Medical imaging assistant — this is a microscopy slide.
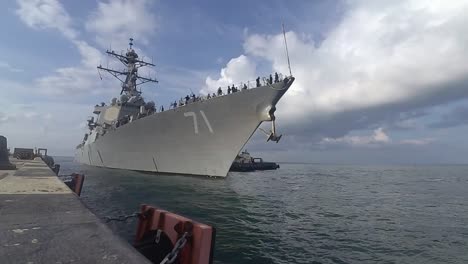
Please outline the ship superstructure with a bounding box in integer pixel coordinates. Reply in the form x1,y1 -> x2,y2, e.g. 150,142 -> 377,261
75,39 -> 294,177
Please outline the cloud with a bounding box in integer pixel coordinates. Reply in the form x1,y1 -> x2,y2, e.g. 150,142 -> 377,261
319,127 -> 436,149
0,102 -> 91,155
428,104 -> 468,129
8,0 -> 161,155
203,55 -> 256,94
23,111 -> 39,119
16,0 -> 77,39
36,66 -> 103,95
157,65 -> 210,96
86,0 -> 158,48
29,40 -> 106,96
209,0 -> 468,142
0,61 -> 23,73
0,112 -> 12,124
320,127 -> 390,147
14,0 -> 132,96
0,105 -> 54,127
15,0 -> 98,95
399,138 -> 435,146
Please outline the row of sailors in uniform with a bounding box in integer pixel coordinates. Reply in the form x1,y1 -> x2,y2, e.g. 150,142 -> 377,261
169,83 -> 244,109
106,73 -> 285,129
167,73 -> 283,109
105,73 -> 284,114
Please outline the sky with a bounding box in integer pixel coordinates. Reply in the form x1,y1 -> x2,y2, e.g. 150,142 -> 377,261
1,0 -> 468,164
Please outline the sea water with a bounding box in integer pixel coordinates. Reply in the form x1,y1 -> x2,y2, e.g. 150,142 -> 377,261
57,157 -> 468,264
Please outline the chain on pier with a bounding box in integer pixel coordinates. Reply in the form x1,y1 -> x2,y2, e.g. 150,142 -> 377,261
103,211 -> 192,264
160,231 -> 191,264
103,212 -> 141,223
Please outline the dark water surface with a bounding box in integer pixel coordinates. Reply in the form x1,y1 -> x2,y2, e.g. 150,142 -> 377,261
57,157 -> 468,264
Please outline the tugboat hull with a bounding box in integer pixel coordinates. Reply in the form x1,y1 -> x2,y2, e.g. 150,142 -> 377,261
230,162 -> 280,172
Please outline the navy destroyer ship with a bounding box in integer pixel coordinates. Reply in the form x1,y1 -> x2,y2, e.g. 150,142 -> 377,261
75,38 -> 294,177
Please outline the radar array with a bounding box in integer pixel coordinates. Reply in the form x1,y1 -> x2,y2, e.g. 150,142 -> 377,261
97,38 -> 158,96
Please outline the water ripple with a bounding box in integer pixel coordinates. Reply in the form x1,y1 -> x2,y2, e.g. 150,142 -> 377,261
56,158 -> 468,264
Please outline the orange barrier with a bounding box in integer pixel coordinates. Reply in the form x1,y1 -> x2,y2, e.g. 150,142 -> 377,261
70,173 -> 85,196
63,173 -> 85,196
134,204 -> 215,264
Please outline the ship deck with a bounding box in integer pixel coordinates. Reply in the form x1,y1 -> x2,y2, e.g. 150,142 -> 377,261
0,158 -> 151,264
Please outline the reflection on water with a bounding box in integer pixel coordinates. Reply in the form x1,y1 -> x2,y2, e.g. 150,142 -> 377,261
58,157 -> 468,264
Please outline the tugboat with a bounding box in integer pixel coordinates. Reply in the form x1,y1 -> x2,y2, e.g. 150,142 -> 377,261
230,150 -> 280,172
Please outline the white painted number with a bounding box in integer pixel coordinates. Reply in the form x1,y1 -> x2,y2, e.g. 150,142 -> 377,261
184,112 -> 198,134
184,111 -> 214,134
199,110 -> 214,133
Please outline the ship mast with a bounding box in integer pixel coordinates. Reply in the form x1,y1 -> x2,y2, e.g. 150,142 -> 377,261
97,38 -> 158,96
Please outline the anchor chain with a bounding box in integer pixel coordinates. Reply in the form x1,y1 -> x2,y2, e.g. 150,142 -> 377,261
104,211 -> 192,264
160,231 -> 191,264
103,210 -> 151,223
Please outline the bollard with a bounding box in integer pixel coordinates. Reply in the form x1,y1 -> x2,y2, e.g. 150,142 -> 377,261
0,136 -> 16,170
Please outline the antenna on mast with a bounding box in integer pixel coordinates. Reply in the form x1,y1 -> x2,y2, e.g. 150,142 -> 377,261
97,61 -> 103,80
282,23 -> 292,77
97,38 -> 158,97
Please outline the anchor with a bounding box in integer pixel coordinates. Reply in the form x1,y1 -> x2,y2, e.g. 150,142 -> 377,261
259,112 -> 283,143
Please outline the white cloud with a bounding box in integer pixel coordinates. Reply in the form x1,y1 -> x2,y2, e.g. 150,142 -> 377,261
14,0 -> 125,96
321,127 -> 390,147
23,111 -> 39,119
399,138 -> 435,146
0,61 -> 23,73
36,66 -> 101,95
0,102 -> 91,156
29,42 -> 107,96
320,128 -> 436,148
211,0 -> 468,134
203,55 -> 257,94
74,40 -> 103,68
9,0 -> 160,154
16,0 -> 77,39
86,0 -> 158,48
0,112 -> 11,124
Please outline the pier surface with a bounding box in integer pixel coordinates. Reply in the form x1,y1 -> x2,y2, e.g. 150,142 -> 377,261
0,158 -> 151,264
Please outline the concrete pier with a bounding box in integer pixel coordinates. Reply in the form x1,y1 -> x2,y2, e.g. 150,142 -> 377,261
0,158 -> 151,264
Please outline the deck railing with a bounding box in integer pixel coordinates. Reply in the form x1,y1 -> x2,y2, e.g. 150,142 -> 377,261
167,73 -> 288,109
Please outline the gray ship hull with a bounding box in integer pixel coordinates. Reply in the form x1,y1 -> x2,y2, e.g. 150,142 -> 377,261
75,78 -> 294,177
